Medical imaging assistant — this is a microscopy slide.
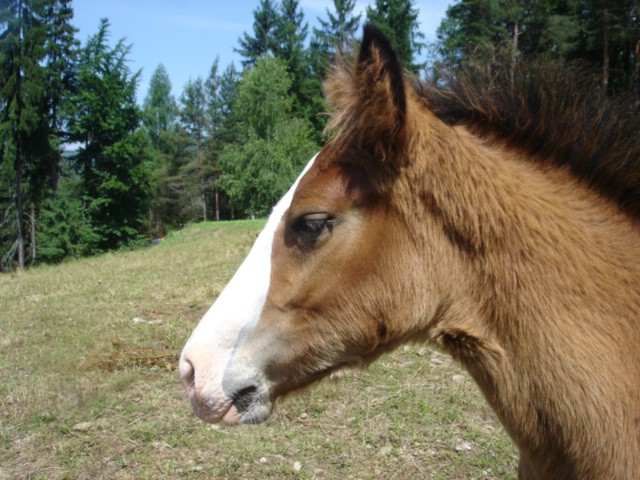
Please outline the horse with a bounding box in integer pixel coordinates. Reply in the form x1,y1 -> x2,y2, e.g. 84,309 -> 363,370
179,25 -> 640,479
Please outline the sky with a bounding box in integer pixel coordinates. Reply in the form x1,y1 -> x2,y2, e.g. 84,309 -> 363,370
72,0 -> 453,103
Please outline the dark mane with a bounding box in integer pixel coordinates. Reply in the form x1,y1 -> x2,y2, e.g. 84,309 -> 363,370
419,60 -> 640,219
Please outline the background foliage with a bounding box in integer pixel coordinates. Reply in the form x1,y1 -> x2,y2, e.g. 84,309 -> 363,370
1,0 -> 638,269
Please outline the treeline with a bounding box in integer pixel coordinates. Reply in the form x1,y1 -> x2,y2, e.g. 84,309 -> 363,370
0,0 -> 636,270
436,0 -> 639,97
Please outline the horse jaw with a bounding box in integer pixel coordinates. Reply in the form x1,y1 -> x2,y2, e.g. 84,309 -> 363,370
178,154 -> 317,425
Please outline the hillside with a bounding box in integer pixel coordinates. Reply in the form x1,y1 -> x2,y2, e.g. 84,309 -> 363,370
0,221 -> 517,479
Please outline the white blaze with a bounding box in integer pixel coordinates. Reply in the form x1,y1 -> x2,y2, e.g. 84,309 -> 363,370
179,154 -> 317,422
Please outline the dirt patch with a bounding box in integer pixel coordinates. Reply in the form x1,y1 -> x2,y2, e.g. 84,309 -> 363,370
82,341 -> 179,372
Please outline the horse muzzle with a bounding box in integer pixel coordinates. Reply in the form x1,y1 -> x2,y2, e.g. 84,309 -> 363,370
179,342 -> 274,425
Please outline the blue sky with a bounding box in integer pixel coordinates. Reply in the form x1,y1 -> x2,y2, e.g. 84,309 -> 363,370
72,0 -> 453,102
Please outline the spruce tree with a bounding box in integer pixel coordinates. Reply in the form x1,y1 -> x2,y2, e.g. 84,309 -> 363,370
435,0 -> 638,98
366,0 -> 425,71
204,58 -> 227,144
143,64 -> 176,145
274,0 -> 310,120
313,0 -> 361,58
516,0 -> 580,59
68,18 -> 149,251
308,0 -> 361,136
236,0 -> 279,66
204,59 -> 240,221
36,157 -> 99,262
207,63 -> 240,148
179,77 -> 213,222
579,0 -> 637,94
42,0 -> 78,193
142,64 -> 177,235
150,123 -> 193,229
0,0 -> 50,269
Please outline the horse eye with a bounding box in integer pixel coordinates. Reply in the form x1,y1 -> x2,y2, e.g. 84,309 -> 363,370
291,213 -> 335,245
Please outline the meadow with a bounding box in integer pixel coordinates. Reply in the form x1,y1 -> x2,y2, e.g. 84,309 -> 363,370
0,221 -> 517,479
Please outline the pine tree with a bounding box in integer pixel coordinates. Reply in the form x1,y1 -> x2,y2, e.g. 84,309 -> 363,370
142,64 -> 177,235
579,0 -> 637,94
238,0 -> 319,130
366,0 -> 425,71
42,0 -> 78,193
518,0 -> 581,59
0,0 -> 50,269
150,123 -> 193,229
153,63 -> 240,226
435,0 -> 638,98
274,0 -> 311,120
314,0 -> 361,59
217,64 -> 241,126
236,0 -> 280,66
436,0 -> 508,68
179,77 -> 213,222
143,64 -> 176,145
204,58 -> 226,143
36,157 -> 99,262
203,59 -> 240,221
68,18 -> 149,251
207,62 -> 240,148
307,0 -> 361,137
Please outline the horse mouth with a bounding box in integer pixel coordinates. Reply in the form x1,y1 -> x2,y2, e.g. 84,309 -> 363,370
189,392 -> 274,425
223,401 -> 273,425
216,369 -> 339,425
227,386 -> 274,425
189,394 -> 231,424
195,356 -> 362,426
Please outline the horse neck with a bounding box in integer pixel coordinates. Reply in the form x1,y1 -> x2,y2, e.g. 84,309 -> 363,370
406,114 -> 640,473
408,120 -> 640,331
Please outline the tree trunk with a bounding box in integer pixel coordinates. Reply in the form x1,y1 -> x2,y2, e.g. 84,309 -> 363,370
603,9 -> 610,94
634,22 -> 640,108
50,145 -> 60,195
49,60 -> 59,194
202,194 -> 207,221
215,188 -> 220,221
30,203 -> 36,261
13,0 -> 25,270
635,39 -> 640,107
16,138 -> 25,270
49,41 -> 60,194
199,150 -> 207,222
510,20 -> 519,88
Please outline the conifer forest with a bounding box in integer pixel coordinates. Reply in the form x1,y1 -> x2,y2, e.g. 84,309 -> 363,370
1,0 -> 637,270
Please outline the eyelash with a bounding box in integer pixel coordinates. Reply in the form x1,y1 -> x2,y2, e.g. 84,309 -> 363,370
291,214 -> 335,245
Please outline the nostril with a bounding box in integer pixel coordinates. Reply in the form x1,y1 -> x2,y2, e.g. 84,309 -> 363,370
179,357 -> 196,391
231,385 -> 258,413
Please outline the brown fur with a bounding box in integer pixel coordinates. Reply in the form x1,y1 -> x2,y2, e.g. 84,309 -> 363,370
419,59 -> 640,219
248,25 -> 640,479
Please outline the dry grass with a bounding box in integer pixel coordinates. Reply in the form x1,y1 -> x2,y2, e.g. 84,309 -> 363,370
0,220 -> 517,479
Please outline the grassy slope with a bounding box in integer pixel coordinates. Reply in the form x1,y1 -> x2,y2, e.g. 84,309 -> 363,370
0,221 -> 517,479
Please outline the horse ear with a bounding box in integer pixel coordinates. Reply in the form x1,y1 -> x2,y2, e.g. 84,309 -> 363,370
357,24 -> 406,135
325,24 -> 407,164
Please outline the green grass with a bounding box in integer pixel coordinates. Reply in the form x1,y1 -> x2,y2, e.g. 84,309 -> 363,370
0,220 -> 517,479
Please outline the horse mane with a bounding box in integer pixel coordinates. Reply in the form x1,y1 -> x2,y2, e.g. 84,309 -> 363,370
417,60 -> 640,219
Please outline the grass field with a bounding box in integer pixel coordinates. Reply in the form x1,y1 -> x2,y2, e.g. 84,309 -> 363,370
0,221 -> 518,479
